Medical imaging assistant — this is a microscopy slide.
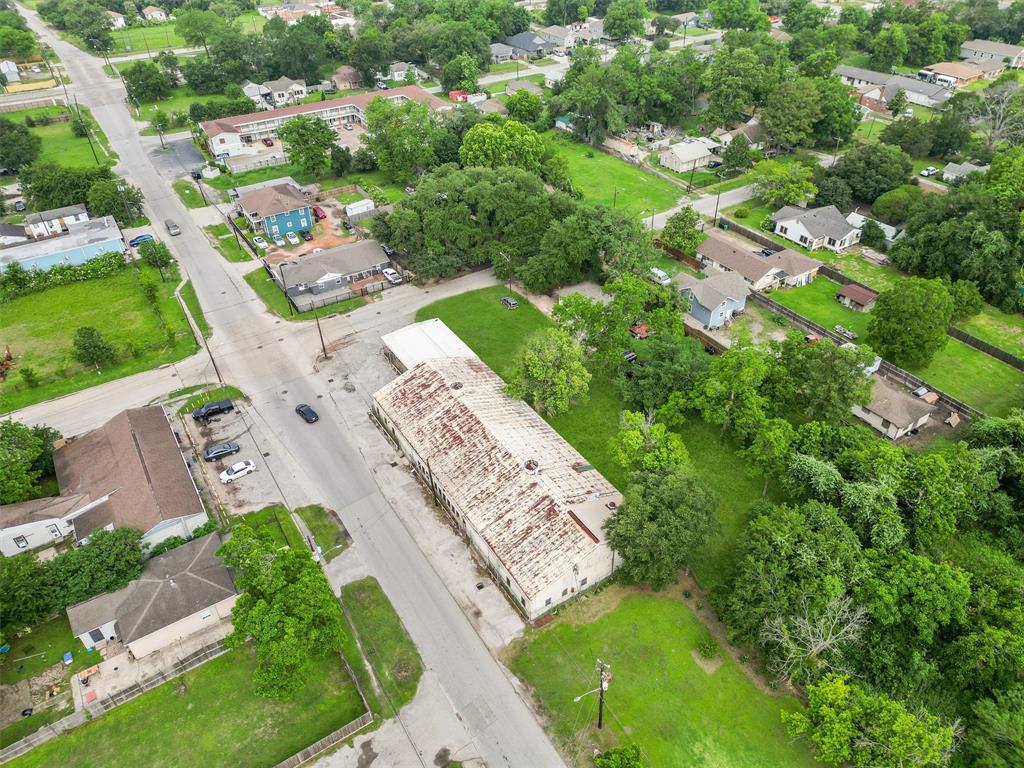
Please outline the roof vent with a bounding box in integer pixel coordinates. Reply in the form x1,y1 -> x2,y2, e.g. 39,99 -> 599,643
524,459 -> 539,474
450,382 -> 463,390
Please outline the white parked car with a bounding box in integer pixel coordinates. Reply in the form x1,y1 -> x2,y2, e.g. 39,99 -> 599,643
381,267 -> 403,285
312,247 -> 324,254
285,231 -> 300,245
220,460 -> 256,484
649,267 -> 671,286
253,235 -> 269,249
920,166 -> 938,177
273,234 -> 285,247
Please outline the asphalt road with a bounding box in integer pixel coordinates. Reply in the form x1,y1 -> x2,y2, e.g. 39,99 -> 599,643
15,7 -> 566,767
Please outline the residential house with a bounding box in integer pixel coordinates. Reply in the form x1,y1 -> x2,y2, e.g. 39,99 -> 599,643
836,283 -> 878,311
537,25 -> 574,51
837,65 -> 952,109
107,10 -> 126,29
241,80 -> 272,109
200,85 -> 448,158
0,222 -> 27,246
964,58 -> 1007,78
672,12 -> 701,27
67,533 -> 237,658
942,161 -> 989,182
846,211 -> 902,248
272,239 -> 392,302
504,31 -> 556,58
676,271 -> 749,329
959,39 -> 1024,68
0,406 -> 209,557
0,59 -> 20,83
769,28 -> 793,43
263,76 -> 307,106
238,182 -> 312,237
711,119 -> 763,151
476,98 -> 508,115
658,138 -> 719,173
585,17 -> 605,42
332,65 -> 363,91
384,62 -> 417,82
853,376 -> 936,440
921,61 -> 984,87
381,318 -> 476,372
505,79 -> 543,96
835,65 -> 889,89
490,42 -> 518,63
696,233 -> 821,291
772,205 -> 861,252
26,203 -> 89,239
372,346 -> 621,620
141,5 -> 168,21
0,217 -> 124,273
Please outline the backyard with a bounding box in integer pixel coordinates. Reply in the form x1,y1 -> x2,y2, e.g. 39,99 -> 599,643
0,264 -> 198,412
4,106 -> 114,168
5,648 -> 365,768
104,14 -> 266,54
207,164 -> 408,205
0,615 -> 101,686
244,266 -> 366,322
509,589 -> 815,768
545,132 -> 682,217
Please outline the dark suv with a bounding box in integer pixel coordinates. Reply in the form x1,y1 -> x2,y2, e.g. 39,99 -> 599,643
192,400 -> 234,421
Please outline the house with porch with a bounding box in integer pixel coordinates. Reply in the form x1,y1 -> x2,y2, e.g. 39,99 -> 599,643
696,233 -> 821,291
141,5 -> 168,21
676,272 -> 749,330
271,239 -> 392,306
263,76 -> 307,106
772,205 -> 860,252
238,182 -> 312,237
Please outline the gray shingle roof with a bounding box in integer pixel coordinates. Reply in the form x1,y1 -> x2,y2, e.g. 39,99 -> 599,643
678,271 -> 749,311
864,376 -> 935,428
835,65 -> 889,85
883,75 -> 951,104
505,32 -> 554,53
278,239 -> 389,288
773,205 -> 857,242
25,204 -> 87,225
961,39 -> 1024,58
697,234 -> 774,282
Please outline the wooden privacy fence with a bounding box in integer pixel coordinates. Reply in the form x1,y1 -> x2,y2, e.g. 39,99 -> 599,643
717,216 -> 778,249
272,711 -> 374,768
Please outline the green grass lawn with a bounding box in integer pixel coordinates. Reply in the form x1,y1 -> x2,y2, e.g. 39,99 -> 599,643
229,504 -> 305,550
132,85 -> 232,123
6,648 -> 364,768
414,286 -> 779,589
173,179 -> 207,209
773,279 -> 1024,416
0,615 -> 102,686
206,224 -> 253,263
487,61 -> 523,74
3,106 -> 113,168
179,279 -> 210,338
244,267 -> 366,321
296,504 -> 348,562
852,115 -> 890,144
700,170 -> 750,195
109,23 -> 185,54
653,254 -> 702,279
509,592 -> 815,768
0,265 -> 198,412
545,132 -> 682,217
176,384 -> 245,415
1,704 -> 73,748
340,577 -> 423,711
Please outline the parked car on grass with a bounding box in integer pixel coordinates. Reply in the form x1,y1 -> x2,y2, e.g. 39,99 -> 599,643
920,166 -> 938,177
501,296 -> 518,310
220,460 -> 256,484
253,235 -> 269,249
202,442 -> 240,461
649,267 -> 671,285
381,267 -> 402,285
285,231 -> 300,245
295,404 -> 319,423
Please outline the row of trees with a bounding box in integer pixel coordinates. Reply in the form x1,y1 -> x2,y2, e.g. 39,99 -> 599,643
0,3 -> 33,59
16,162 -> 145,225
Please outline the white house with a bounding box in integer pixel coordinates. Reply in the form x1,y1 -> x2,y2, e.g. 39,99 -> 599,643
960,39 -> 1024,69
372,335 -> 621,620
107,10 -> 126,29
0,59 -> 20,83
25,203 -> 89,239
67,534 -> 237,658
658,138 -> 719,173
772,205 -> 861,252
141,5 -> 168,22
241,80 -> 272,108
263,76 -> 307,106
711,119 -> 763,150
0,222 -> 27,245
942,161 -> 989,183
853,376 -> 936,441
846,212 -> 902,248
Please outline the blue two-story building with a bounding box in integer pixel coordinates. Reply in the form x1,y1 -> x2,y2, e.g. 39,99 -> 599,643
676,271 -> 750,330
237,182 -> 312,237
0,216 -> 124,273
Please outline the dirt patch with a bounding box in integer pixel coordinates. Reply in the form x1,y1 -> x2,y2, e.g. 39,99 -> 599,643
690,648 -> 723,675
0,680 -> 32,729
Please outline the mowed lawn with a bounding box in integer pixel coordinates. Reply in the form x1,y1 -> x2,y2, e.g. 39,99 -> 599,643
0,265 -> 197,411
414,286 -> 779,590
772,278 -> 1024,416
0,615 -> 101,686
107,14 -> 266,54
510,591 -> 815,768
6,648 -> 365,768
133,86 -> 236,124
544,132 -> 682,217
4,106 -> 112,167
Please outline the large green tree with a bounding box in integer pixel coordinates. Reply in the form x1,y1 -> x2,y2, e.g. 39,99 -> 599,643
603,0 -> 647,39
0,419 -> 44,505
0,118 -> 41,171
505,328 -> 591,416
866,277 -> 953,369
122,61 -> 173,104
278,115 -> 336,178
609,410 -> 690,475
615,336 -> 711,415
760,77 -> 822,149
830,143 -> 912,203
49,528 -> 144,607
440,52 -> 481,93
659,206 -> 703,255
459,120 -> 544,173
362,97 -> 440,184
0,553 -> 55,640
87,179 -> 145,224
709,0 -> 770,30
748,159 -> 817,207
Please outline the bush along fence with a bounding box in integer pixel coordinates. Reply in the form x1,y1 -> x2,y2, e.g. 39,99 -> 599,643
748,292 -> 985,420
818,265 -> 1024,373
0,251 -> 128,302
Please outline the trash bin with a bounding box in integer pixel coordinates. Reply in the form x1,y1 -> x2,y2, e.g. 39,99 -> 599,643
719,221 -> 729,230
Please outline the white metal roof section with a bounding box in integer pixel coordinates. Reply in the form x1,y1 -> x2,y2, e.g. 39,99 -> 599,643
381,318 -> 479,370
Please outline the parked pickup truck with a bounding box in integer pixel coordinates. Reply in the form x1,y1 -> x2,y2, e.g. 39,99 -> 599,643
192,400 -> 234,421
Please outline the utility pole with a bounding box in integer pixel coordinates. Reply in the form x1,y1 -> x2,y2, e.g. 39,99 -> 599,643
573,659 -> 612,730
313,303 -> 328,360
74,96 -> 101,166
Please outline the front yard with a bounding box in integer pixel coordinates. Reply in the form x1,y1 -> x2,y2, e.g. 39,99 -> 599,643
0,264 -> 198,412
6,648 -> 365,768
243,267 -> 366,321
509,589 -> 815,768
229,504 -> 305,550
205,223 -> 253,263
296,504 -> 348,562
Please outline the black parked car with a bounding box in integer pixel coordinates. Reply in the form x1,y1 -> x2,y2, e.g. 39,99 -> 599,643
381,243 -> 395,257
295,403 -> 319,423
192,400 -> 234,421
300,230 -> 313,241
202,442 -> 241,461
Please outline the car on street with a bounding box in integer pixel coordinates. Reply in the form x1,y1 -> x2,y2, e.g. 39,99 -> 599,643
501,296 -> 519,310
190,168 -> 203,180
381,267 -> 403,285
295,403 -> 319,423
649,267 -> 671,286
253,235 -> 269,249
220,460 -> 256,484
202,442 -> 240,461
165,219 -> 181,236
920,166 -> 938,177
312,247 -> 324,254
192,399 -> 234,421
273,234 -> 286,246
128,233 -> 154,248
262,138 -> 274,147
834,324 -> 858,340
285,231 -> 300,245
300,230 -> 313,241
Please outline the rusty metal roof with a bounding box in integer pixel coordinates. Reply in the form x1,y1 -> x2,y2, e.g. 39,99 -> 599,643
373,355 -> 621,599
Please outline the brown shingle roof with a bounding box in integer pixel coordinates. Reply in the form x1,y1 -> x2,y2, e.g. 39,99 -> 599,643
54,407 -> 204,539
864,376 -> 935,427
697,234 -> 774,282
238,182 -> 308,217
836,283 -> 878,306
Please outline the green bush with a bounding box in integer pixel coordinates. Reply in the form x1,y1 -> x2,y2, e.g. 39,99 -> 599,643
734,207 -> 749,218
697,634 -> 718,659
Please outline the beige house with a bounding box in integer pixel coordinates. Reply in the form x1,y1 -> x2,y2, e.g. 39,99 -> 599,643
333,64 -> 363,91
853,376 -> 936,440
67,534 -> 237,659
141,5 -> 168,22
658,138 -> 718,173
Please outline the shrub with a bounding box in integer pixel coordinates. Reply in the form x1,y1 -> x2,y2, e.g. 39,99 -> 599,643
0,251 -> 128,302
19,366 -> 39,388
758,215 -> 774,232
734,207 -> 749,218
697,634 -> 718,659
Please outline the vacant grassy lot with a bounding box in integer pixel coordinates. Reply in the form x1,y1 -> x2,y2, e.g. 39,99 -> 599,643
4,106 -> 113,168
545,132 -> 682,217
415,286 -> 778,588
173,179 -> 207,208
510,591 -> 814,768
244,267 -> 366,321
206,223 -> 252,262
296,504 -> 348,561
179,279 -> 209,337
773,279 -> 1024,416
6,648 -> 364,768
0,265 -> 197,411
341,577 -> 423,710
132,86 -> 234,124
230,505 -> 305,550
0,615 -> 101,686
